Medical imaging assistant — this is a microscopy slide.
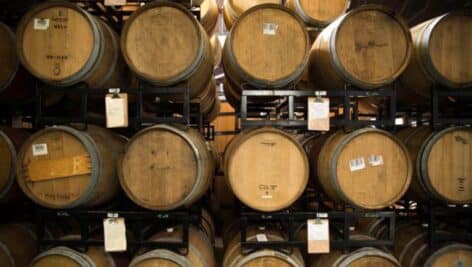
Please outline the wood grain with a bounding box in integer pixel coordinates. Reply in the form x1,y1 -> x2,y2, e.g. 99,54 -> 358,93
286,0 -> 349,26
201,0 -> 219,34
223,0 -> 282,29
311,247 -> 400,267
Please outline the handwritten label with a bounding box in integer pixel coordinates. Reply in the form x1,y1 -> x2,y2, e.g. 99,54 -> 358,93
308,97 -> 330,131
263,23 -> 278,35
34,18 -> 50,30
103,217 -> 127,252
105,93 -> 128,128
349,157 -> 366,172
308,219 -> 330,254
32,144 -> 48,156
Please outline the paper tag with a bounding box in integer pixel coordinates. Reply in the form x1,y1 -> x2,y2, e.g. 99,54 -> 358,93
256,234 -> 268,242
34,18 -> 49,30
104,0 -> 127,6
308,219 -> 330,254
105,93 -> 128,128
308,97 -> 330,131
32,144 -> 48,156
263,23 -> 278,35
368,154 -> 384,167
103,218 -> 127,252
349,157 -> 366,172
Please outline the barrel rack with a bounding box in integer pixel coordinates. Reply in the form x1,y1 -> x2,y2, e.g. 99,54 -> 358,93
425,203 -> 472,246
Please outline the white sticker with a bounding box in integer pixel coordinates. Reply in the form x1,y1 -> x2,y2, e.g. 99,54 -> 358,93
261,195 -> 273,199
349,157 -> 366,172
263,23 -> 278,35
307,219 -> 330,254
104,0 -> 127,5
308,97 -> 330,131
256,234 -> 268,242
34,18 -> 50,30
166,228 -> 174,233
368,154 -> 384,167
32,144 -> 48,156
105,93 -> 128,128
103,218 -> 127,252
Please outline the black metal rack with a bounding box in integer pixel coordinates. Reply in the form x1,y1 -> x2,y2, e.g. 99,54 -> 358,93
239,84 -> 396,130
431,86 -> 472,128
425,203 -> 472,246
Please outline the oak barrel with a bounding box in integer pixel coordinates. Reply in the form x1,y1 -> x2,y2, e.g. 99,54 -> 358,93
399,11 -> 472,101
16,2 -> 129,88
286,0 -> 350,27
210,34 -> 222,68
222,4 -> 310,108
224,127 -> 309,212
121,1 -> 214,99
308,5 -> 412,90
223,0 -> 282,29
16,125 -> 124,209
130,226 -> 216,267
119,124 -> 215,210
0,224 -> 37,267
201,0 -> 219,34
315,128 -> 412,210
0,127 -> 30,202
396,126 -> 472,204
311,247 -> 400,267
223,228 -> 304,267
213,101 -> 236,155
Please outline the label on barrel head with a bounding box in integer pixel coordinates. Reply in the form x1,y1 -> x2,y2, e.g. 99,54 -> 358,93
368,154 -> 384,167
34,18 -> 50,30
32,144 -> 48,156
349,157 -> 365,172
263,23 -> 278,35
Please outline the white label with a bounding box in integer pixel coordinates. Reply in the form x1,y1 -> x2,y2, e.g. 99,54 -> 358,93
32,144 -> 48,156
256,234 -> 268,242
308,97 -> 330,131
104,0 -> 127,6
368,154 -> 384,167
105,93 -> 128,128
166,228 -> 174,233
103,218 -> 127,252
261,195 -> 273,199
263,23 -> 278,35
307,219 -> 330,254
34,18 -> 49,30
349,157 -> 366,172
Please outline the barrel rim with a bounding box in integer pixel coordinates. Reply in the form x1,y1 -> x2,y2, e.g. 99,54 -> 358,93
0,131 -> 17,199
16,126 -> 101,209
129,249 -> 192,267
32,246 -> 96,267
329,4 -> 413,89
419,125 -> 472,204
120,0 -> 206,85
424,243 -> 472,267
16,1 -> 102,87
92,19 -> 119,88
419,11 -> 472,89
0,23 -> 20,93
329,128 -> 413,209
224,126 -> 309,212
398,232 -> 426,264
338,247 -> 400,267
290,0 -> 351,27
0,241 -> 14,267
234,250 -> 302,267
224,3 -> 310,88
118,124 -> 206,210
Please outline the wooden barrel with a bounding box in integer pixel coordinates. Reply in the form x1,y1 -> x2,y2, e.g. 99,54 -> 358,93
201,0 -> 219,34
213,101 -> 237,155
210,34 -> 222,68
308,5 -> 412,90
0,127 -> 30,202
16,125 -> 124,209
424,244 -> 472,267
223,228 -> 304,267
223,0 -> 282,29
286,0 -> 350,27
396,126 -> 472,204
16,2 -> 130,88
224,127 -> 309,212
130,226 -> 215,267
206,95 -> 221,123
119,124 -> 215,210
311,247 -> 400,267
0,223 -> 37,267
121,1 -> 214,98
315,128 -> 412,210
222,4 -> 310,107
356,217 -> 388,240
399,11 -> 472,101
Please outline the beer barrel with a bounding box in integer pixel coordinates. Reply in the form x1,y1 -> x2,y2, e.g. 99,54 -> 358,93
222,4 -> 310,108
121,1 -> 214,98
130,226 -> 215,267
223,228 -> 304,267
399,11 -> 472,100
16,125 -> 124,209
0,127 -> 30,202
308,5 -> 412,90
286,0 -> 350,27
224,127 -> 309,212
16,2 -> 130,88
0,224 -> 37,267
223,0 -> 282,29
315,128 -> 412,210
119,124 -> 215,210
201,0 -> 219,34
311,247 -> 400,267
396,126 -> 472,204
